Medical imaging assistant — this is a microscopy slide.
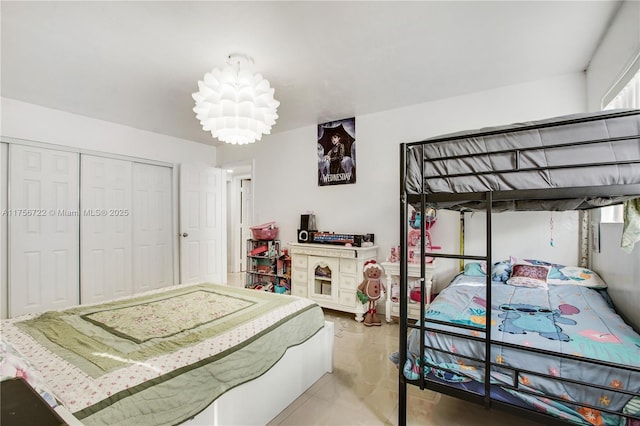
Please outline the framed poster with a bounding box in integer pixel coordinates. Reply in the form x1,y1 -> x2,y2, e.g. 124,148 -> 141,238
317,117 -> 356,186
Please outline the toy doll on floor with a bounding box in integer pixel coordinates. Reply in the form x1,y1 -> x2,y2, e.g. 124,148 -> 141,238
357,260 -> 386,326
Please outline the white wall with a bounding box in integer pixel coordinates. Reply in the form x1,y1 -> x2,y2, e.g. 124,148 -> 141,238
586,0 -> 640,330
464,211 -> 579,265
591,222 -> 640,332
1,97 -> 217,165
219,73 -> 587,290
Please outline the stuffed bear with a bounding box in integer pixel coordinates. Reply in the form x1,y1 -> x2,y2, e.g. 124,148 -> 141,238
357,260 -> 386,326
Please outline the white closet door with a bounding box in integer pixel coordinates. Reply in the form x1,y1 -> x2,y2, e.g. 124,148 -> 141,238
81,155 -> 132,304
179,163 -> 225,284
9,145 -> 79,317
1,143 -> 8,319
133,163 -> 173,293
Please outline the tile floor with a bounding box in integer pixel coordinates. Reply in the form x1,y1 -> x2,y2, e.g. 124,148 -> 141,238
228,273 -> 544,426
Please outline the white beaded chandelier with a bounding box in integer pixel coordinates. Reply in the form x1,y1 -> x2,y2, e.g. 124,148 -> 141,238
192,54 -> 280,145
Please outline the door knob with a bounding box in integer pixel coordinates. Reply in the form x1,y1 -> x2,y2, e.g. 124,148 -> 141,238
181,232 -> 189,238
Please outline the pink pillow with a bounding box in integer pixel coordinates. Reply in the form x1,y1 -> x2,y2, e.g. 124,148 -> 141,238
506,264 -> 549,289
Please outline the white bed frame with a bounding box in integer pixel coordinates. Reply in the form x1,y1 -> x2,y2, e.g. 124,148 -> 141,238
55,321 -> 335,426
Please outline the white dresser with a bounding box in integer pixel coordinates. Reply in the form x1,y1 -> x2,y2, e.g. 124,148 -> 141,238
289,243 -> 378,321
382,261 -> 436,323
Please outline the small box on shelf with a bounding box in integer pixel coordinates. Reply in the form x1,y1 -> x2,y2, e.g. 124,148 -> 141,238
250,244 -> 268,256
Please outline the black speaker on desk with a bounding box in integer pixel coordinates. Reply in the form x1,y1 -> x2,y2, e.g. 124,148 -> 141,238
298,214 -> 317,243
300,214 -> 317,231
297,229 -> 315,243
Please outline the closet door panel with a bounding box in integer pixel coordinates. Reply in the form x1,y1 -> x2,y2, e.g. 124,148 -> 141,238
1,143 -> 7,319
132,163 -> 173,293
81,155 -> 133,304
9,145 -> 79,317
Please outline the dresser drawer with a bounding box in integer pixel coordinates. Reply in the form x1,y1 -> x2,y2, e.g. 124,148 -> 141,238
390,302 -> 424,321
292,285 -> 307,298
340,273 -> 356,289
293,270 -> 307,283
339,290 -> 356,307
340,258 -> 357,274
292,255 -> 307,268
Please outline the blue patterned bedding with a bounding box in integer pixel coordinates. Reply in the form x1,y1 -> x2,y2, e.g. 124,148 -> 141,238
394,274 -> 640,425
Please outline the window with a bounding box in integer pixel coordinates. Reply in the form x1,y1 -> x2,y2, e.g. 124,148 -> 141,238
604,67 -> 640,110
600,62 -> 640,223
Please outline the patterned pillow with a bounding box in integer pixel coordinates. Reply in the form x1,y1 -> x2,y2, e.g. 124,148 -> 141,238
523,259 -> 607,288
506,264 -> 549,289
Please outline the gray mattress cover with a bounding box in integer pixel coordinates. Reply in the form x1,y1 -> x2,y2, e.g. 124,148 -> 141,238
405,109 -> 640,211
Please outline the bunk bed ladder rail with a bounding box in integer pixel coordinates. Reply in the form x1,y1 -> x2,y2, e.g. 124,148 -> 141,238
398,142 -> 409,426
399,143 -> 495,423
483,192 -> 492,407
421,191 -> 494,407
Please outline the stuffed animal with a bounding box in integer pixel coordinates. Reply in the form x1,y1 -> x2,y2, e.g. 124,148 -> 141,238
491,256 -> 516,282
357,260 -> 386,326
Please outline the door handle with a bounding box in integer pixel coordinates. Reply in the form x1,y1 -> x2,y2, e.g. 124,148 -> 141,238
181,232 -> 189,238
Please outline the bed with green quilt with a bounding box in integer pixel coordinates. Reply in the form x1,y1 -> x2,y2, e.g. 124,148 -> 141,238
0,282 -> 333,425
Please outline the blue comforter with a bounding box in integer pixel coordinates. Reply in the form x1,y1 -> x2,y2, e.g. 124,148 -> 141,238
397,274 -> 640,425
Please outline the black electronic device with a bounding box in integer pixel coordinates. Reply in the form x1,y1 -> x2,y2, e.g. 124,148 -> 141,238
297,229 -> 312,243
309,232 -> 374,247
300,214 -> 316,230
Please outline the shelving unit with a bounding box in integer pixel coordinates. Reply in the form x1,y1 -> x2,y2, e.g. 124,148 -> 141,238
246,239 -> 291,294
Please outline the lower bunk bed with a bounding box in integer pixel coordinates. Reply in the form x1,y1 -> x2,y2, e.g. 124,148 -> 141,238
0,282 -> 334,425
391,267 -> 640,425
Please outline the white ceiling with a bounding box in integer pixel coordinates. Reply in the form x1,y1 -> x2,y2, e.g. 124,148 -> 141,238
1,1 -> 624,146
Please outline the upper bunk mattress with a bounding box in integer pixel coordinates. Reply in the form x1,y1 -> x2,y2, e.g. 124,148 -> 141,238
405,109 -> 640,211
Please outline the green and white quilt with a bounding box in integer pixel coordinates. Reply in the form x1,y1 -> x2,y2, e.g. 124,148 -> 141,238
1,283 -> 325,425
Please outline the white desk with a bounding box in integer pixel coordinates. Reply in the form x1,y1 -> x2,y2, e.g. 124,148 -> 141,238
382,261 -> 435,323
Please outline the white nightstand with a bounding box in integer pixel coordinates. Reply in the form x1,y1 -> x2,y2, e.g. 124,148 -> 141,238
382,261 -> 436,323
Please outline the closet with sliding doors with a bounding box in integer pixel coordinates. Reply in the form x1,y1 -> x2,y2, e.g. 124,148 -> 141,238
1,141 -> 175,318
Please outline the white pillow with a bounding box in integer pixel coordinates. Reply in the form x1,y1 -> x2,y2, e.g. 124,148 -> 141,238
547,266 -> 607,288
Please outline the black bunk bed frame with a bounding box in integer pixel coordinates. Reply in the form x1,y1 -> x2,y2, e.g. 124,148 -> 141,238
397,109 -> 640,426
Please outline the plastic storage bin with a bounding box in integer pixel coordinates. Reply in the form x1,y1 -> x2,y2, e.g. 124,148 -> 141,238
250,222 -> 279,240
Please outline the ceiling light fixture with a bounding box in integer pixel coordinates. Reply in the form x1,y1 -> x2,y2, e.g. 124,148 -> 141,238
192,53 -> 280,145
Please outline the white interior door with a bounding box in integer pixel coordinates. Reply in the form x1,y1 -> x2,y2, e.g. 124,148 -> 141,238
80,155 -> 133,304
179,163 -> 226,284
240,178 -> 253,272
9,144 -> 79,317
133,163 -> 173,293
